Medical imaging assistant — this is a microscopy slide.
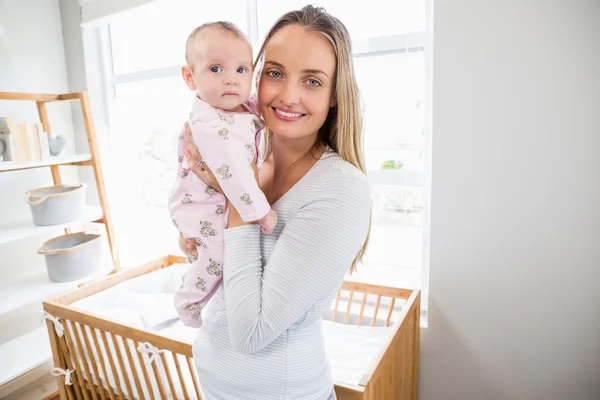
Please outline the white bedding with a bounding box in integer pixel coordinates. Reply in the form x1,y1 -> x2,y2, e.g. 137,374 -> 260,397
64,264 -> 395,399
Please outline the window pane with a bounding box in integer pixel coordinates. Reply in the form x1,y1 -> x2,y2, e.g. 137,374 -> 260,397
109,0 -> 248,74
354,51 -> 426,269
108,77 -> 191,264
355,51 -> 426,173
257,0 -> 425,43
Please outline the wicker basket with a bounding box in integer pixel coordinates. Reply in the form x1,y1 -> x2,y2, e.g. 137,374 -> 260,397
38,232 -> 102,282
25,183 -> 86,226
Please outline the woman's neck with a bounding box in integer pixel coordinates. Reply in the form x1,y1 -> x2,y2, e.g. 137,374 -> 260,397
270,135 -> 320,178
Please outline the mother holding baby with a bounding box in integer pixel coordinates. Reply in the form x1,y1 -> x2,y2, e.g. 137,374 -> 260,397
179,5 -> 371,399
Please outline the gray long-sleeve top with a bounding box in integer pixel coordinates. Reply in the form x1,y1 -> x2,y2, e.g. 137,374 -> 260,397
192,149 -> 372,400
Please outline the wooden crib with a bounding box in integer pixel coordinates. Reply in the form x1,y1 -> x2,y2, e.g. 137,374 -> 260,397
42,255 -> 420,400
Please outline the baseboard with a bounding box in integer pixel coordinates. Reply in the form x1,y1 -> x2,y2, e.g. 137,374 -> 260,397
0,360 -> 53,398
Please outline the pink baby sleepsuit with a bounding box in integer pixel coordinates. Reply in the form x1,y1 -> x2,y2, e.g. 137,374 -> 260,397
168,95 -> 268,327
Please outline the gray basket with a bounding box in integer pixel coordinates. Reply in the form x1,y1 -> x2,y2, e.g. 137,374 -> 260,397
38,232 -> 102,282
25,184 -> 86,226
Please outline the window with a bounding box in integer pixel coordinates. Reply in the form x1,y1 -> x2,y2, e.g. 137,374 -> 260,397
354,50 -> 426,283
104,76 -> 191,262
109,0 -> 248,74
98,0 -> 430,293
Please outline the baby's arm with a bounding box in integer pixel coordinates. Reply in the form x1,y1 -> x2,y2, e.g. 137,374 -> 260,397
188,114 -> 275,230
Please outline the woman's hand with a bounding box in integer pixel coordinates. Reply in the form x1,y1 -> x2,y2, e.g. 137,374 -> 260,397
178,231 -> 198,261
183,122 -> 222,193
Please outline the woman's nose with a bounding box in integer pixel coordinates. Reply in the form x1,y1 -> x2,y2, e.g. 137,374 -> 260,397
279,81 -> 300,105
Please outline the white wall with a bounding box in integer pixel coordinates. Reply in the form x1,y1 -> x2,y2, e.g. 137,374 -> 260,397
0,0 -> 79,343
422,1 -> 600,399
60,0 -> 116,210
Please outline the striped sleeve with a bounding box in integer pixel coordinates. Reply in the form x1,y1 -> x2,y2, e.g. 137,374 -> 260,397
222,173 -> 371,353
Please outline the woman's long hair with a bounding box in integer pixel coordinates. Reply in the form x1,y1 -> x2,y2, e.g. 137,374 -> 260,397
253,5 -> 371,273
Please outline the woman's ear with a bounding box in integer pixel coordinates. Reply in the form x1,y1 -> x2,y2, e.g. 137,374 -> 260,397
181,66 -> 196,91
330,97 -> 337,108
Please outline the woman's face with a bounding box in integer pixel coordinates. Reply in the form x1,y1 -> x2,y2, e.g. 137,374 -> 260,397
257,25 -> 337,142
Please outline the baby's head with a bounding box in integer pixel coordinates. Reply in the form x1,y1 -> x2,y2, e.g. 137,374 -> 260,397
182,22 -> 253,112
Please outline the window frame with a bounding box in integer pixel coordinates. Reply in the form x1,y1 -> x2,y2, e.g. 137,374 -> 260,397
94,0 -> 432,319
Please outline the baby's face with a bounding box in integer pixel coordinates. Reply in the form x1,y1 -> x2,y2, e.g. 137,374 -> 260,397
187,31 -> 253,111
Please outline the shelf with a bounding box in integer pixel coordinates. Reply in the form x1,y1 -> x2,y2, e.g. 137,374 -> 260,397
0,154 -> 92,172
0,206 -> 103,245
0,327 -> 52,387
0,261 -> 111,317
0,91 -> 82,102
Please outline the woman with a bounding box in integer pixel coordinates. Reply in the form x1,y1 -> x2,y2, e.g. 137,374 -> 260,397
180,5 -> 371,399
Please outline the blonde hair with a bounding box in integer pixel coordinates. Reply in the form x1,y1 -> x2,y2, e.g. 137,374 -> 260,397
185,21 -> 251,67
253,5 -> 371,274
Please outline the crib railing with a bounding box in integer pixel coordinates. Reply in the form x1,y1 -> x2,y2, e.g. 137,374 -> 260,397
331,281 -> 421,400
44,306 -> 202,400
44,255 -> 202,400
43,255 -> 420,400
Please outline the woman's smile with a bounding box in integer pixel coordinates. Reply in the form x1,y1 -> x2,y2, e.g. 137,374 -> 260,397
272,106 -> 306,121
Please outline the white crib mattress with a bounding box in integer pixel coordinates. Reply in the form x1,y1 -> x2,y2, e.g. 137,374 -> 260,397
66,263 -> 394,399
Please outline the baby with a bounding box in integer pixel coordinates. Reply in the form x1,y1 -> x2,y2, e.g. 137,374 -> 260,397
168,21 -> 277,327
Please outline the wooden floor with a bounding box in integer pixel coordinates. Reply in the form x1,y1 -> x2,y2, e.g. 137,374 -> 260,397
1,374 -> 58,400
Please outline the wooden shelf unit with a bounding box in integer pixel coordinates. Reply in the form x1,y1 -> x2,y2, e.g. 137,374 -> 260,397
0,91 -> 121,392
0,91 -> 120,272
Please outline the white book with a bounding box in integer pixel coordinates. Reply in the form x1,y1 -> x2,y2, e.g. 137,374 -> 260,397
36,124 -> 50,160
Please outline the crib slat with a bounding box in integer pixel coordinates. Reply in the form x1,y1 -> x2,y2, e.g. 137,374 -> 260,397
123,338 -> 144,399
187,357 -> 202,398
62,320 -> 88,400
54,344 -> 76,400
150,357 -> 168,399
371,296 -> 382,327
160,352 -> 178,399
343,292 -> 354,324
413,299 -> 421,400
81,326 -> 106,400
72,322 -> 98,400
385,298 -> 396,327
61,349 -> 78,400
332,289 -> 341,322
134,341 -> 157,400
100,331 -> 126,399
46,319 -> 71,400
173,353 -> 190,400
90,328 -> 116,400
357,294 -> 368,325
110,334 -> 135,399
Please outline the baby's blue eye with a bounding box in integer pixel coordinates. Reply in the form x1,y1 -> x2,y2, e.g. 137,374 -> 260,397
268,71 -> 281,78
237,67 -> 247,74
210,66 -> 222,73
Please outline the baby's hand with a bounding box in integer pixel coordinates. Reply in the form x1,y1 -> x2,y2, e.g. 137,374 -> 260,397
178,232 -> 198,261
258,209 -> 278,234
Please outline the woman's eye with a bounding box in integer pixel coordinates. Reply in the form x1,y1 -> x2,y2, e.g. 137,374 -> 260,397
237,67 -> 247,74
210,66 -> 222,73
307,79 -> 321,87
268,71 -> 281,78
